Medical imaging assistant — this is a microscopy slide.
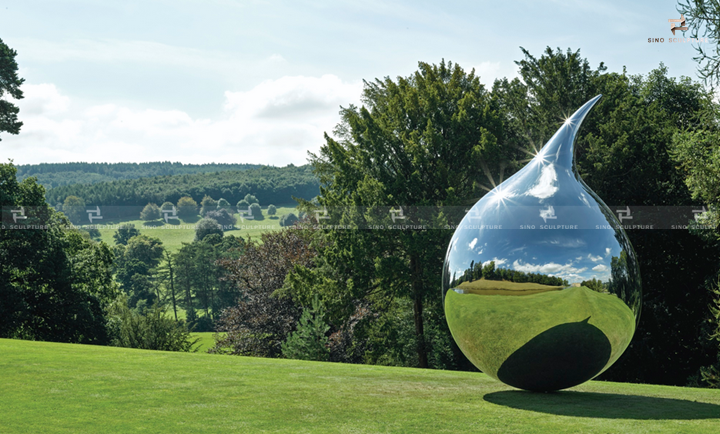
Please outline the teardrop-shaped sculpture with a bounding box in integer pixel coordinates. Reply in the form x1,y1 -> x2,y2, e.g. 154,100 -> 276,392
442,95 -> 641,392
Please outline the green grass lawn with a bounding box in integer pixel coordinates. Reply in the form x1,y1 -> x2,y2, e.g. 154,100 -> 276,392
189,332 -> 225,353
94,204 -> 297,251
457,278 -> 564,296
1,339 -> 719,433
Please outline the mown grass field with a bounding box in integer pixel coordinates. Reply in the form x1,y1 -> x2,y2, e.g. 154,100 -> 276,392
189,332 -> 224,353
1,339 -> 719,433
456,278 -> 564,296
93,205 -> 297,251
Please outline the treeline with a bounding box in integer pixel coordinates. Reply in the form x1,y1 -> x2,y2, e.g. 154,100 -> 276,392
452,260 -> 569,287
16,161 -> 265,188
45,165 -> 320,219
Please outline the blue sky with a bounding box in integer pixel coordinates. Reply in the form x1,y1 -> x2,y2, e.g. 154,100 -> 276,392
0,0 -> 704,165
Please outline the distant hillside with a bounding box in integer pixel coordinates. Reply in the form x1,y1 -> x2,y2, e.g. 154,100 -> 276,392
16,162 -> 265,188
45,164 -> 319,219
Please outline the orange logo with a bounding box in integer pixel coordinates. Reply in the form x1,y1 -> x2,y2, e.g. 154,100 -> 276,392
669,14 -> 688,35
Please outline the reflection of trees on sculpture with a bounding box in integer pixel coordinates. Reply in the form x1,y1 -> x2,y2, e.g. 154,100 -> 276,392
450,260 -> 569,289
609,252 -> 629,300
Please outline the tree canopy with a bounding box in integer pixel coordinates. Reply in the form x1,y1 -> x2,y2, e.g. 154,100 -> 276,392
0,37 -> 23,139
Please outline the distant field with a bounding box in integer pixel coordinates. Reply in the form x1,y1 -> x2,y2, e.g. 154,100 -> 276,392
2,339 -> 720,433
189,332 -> 225,353
94,205 -> 297,251
456,278 -> 564,296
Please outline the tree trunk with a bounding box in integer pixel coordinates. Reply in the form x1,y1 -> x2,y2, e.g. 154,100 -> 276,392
410,255 -> 428,369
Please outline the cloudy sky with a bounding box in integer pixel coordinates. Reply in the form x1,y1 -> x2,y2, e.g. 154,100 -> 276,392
0,0 -> 704,166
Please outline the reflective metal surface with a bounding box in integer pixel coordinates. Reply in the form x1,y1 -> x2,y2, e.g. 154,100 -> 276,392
442,95 -> 641,392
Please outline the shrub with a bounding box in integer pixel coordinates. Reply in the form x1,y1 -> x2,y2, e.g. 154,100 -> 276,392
107,297 -> 197,352
217,198 -> 233,213
195,217 -> 223,241
280,213 -> 298,227
236,199 -> 250,211
176,196 -> 198,218
267,204 -> 277,215
114,223 -> 140,245
205,209 -> 237,228
200,195 -> 217,216
282,295 -> 330,361
140,203 -> 161,221
249,202 -> 263,219
63,195 -> 86,224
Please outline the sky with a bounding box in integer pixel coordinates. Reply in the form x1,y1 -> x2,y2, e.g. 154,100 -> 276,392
0,0 -> 707,167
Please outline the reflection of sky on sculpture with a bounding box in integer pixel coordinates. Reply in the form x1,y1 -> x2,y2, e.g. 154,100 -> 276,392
448,225 -> 619,283
443,95 -> 626,285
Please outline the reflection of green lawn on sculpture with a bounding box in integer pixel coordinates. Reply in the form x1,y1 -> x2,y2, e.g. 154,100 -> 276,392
457,278 -> 564,296
445,285 -> 636,384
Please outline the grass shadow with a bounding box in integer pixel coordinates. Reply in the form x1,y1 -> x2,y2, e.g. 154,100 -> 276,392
181,215 -> 201,224
142,220 -> 166,227
484,390 -> 720,420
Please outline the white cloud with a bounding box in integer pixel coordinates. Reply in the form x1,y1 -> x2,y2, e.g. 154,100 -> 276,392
512,260 -> 587,275
483,258 -> 507,267
605,247 -> 612,257
592,264 -> 608,272
588,254 -> 603,262
526,163 -> 558,200
469,238 -> 477,250
4,75 -> 362,165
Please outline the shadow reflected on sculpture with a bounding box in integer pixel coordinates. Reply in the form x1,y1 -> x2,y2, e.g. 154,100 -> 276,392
497,317 -> 611,392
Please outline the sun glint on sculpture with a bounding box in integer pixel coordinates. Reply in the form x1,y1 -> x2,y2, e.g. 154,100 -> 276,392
442,95 -> 641,392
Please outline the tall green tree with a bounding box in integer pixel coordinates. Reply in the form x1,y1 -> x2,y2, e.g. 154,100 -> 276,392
306,60 -> 513,368
1,162 -> 117,343
0,37 -> 24,139
114,234 -> 165,308
677,1 -> 720,86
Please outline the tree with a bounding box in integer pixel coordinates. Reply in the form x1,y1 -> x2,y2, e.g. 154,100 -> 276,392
114,234 -> 165,308
217,198 -> 233,213
1,161 -> 117,344
212,229 -> 315,357
267,204 -> 277,216
249,202 -> 263,220
677,1 -> 720,86
113,223 -> 140,245
244,194 -> 259,205
62,195 -> 86,224
281,295 -> 330,361
306,60 -> 509,368
160,201 -> 175,212
279,213 -> 298,227
205,209 -> 237,228
0,38 -> 24,139
140,202 -> 161,221
173,235 -> 245,328
481,261 -> 496,280
199,195 -> 217,216
195,217 -> 223,241
107,296 -> 197,352
236,199 -> 250,211
176,196 -> 198,218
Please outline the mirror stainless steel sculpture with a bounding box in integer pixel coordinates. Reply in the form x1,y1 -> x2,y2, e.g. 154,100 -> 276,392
442,95 -> 641,392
